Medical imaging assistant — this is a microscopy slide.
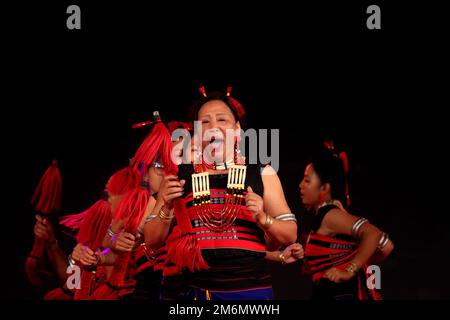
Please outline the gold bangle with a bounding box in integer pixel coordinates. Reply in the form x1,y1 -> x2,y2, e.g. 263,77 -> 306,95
345,262 -> 358,273
278,252 -> 286,265
159,207 -> 173,221
264,214 -> 273,229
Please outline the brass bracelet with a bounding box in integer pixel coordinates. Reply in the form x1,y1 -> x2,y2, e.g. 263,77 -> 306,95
264,214 -> 274,229
159,207 -> 174,221
278,252 -> 286,265
345,262 -> 358,273
68,254 -> 76,266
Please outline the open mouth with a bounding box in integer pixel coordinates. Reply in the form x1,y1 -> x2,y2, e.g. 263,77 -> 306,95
209,136 -> 224,145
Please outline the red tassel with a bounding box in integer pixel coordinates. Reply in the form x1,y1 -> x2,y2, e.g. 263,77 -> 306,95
198,85 -> 207,97
106,166 -> 141,196
26,160 -> 63,286
31,160 -> 62,214
90,188 -> 149,300
338,151 -> 351,207
227,96 -> 246,121
59,209 -> 88,231
72,199 -> 117,299
166,225 -> 209,273
133,121 -> 178,176
339,151 -> 349,175
74,266 -> 108,300
115,188 -> 149,233
131,120 -> 153,129
76,199 -> 112,248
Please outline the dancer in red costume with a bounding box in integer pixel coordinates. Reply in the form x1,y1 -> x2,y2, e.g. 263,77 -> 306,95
293,147 -> 394,300
148,86 -> 298,300
85,111 -> 178,300
40,164 -> 140,300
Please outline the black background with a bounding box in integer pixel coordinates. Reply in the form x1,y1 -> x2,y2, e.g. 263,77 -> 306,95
2,1 -> 447,300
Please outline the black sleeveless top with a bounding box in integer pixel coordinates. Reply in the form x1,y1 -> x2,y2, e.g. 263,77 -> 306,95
311,204 -> 354,242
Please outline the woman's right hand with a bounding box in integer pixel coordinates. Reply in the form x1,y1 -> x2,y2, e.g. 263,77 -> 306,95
71,243 -> 98,266
111,232 -> 137,252
157,175 -> 185,209
34,215 -> 56,242
281,243 -> 304,264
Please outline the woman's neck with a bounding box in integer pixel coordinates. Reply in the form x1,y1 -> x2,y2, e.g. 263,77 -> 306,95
314,197 -> 333,213
206,168 -> 228,175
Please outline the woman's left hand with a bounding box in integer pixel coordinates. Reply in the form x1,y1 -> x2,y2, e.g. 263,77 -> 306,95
323,267 -> 355,283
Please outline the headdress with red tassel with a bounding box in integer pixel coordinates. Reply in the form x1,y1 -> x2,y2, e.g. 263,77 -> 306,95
25,160 -> 62,286
132,110 -> 178,176
198,84 -> 207,97
224,86 -> 246,121
323,139 -> 351,207
191,84 -> 246,124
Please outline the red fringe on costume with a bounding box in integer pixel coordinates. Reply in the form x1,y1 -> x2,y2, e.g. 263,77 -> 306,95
31,160 -> 62,214
166,225 -> 208,273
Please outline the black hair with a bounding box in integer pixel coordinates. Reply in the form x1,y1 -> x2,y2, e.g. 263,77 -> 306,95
188,91 -> 246,128
310,147 -> 347,207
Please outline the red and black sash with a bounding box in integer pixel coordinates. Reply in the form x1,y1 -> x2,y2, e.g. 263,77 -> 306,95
305,233 -> 358,282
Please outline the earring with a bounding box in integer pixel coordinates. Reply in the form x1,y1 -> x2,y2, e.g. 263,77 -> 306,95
234,137 -> 245,165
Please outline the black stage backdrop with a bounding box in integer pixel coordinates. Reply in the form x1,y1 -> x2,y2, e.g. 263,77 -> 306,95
2,1 -> 447,300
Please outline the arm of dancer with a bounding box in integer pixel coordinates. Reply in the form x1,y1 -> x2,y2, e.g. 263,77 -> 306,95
246,165 -> 297,246
265,243 -> 304,264
34,215 -> 69,282
320,208 -> 382,283
143,175 -> 183,250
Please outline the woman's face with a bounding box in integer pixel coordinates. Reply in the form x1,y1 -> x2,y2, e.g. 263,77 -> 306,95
108,194 -> 122,216
299,164 -> 324,208
197,100 -> 240,163
147,165 -> 164,193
